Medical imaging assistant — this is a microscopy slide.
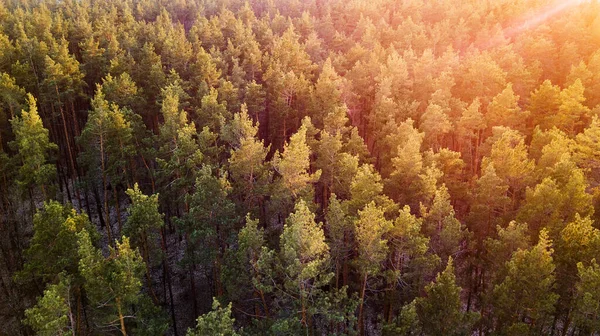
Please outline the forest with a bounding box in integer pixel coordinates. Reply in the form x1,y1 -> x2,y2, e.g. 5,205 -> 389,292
1,0 -> 600,335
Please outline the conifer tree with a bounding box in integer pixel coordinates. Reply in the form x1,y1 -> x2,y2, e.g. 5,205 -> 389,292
124,184 -> 163,268
156,83 -> 203,211
492,230 -> 558,334
487,83 -> 527,132
24,275 -> 74,336
355,202 -> 392,334
187,298 -> 238,336
528,80 -> 561,131
124,183 -> 164,303
457,99 -> 485,172
554,79 -> 590,135
420,103 -> 451,150
325,194 -> 352,289
415,258 -> 478,336
180,165 -> 238,298
224,105 -> 271,216
226,214 -> 270,316
271,121 -> 321,219
573,259 -> 600,334
385,206 -> 439,318
279,199 -> 331,328
575,116 -> 600,183
79,88 -> 134,239
10,93 -> 57,199
481,128 -> 534,206
19,201 -> 94,283
468,164 -> 510,240
78,231 -> 163,335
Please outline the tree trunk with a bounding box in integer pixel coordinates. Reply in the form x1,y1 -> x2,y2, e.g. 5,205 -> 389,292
189,263 -> 198,319
56,85 -> 79,203
116,297 -> 127,336
161,227 -> 178,336
115,190 -> 122,235
358,273 -> 368,336
99,133 -> 113,246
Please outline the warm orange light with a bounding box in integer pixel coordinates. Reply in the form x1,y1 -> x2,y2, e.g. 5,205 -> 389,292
507,0 -> 587,37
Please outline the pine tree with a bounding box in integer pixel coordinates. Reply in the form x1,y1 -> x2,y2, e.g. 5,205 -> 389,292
271,121 -> 321,219
492,230 -> 558,334
314,128 -> 359,203
10,93 -> 57,198
100,73 -> 144,112
78,231 -> 163,335
468,164 -> 510,240
573,259 -> 600,334
227,214 -> 270,316
325,194 -> 352,289
124,184 -> 163,266
0,72 -> 26,129
226,105 -> 271,217
180,165 -> 238,298
124,183 -> 164,302
415,258 -> 478,336
385,206 -> 439,319
385,119 -> 424,205
79,88 -> 134,240
195,87 -> 230,133
23,275 -> 74,336
552,79 -> 591,135
186,298 -> 238,336
487,83 -> 527,132
279,199 -> 331,328
19,201 -> 94,283
420,103 -> 451,150
346,163 -> 393,216
456,99 -> 485,173
575,116 -> 600,184
528,80 -> 561,131
309,58 -> 344,129
420,184 -> 465,262
481,128 -> 534,206
355,202 -> 392,334
156,83 -> 203,211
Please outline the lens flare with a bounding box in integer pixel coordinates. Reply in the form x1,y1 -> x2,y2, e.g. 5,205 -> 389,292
505,0 -> 587,38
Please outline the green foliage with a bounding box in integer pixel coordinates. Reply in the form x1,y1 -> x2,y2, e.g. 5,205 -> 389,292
481,128 -> 534,202
19,201 -> 95,283
326,194 -> 352,287
492,230 -> 558,334
4,1 -> 600,335
124,183 -> 164,266
271,121 -> 321,217
575,115 -> 600,183
226,104 -> 271,216
10,93 -> 57,194
273,121 -> 321,199
416,258 -> 478,336
23,275 -> 72,336
78,231 -> 162,334
187,298 -> 238,336
573,259 -> 600,334
355,202 -> 392,277
181,165 -> 238,269
279,199 -> 332,326
382,301 -> 421,336
79,88 -> 136,185
386,205 -> 439,302
157,82 -> 204,206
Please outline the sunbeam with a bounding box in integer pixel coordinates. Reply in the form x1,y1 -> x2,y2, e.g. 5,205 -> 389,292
505,0 -> 588,38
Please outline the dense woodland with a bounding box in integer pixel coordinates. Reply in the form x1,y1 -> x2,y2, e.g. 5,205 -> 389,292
1,0 -> 600,335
